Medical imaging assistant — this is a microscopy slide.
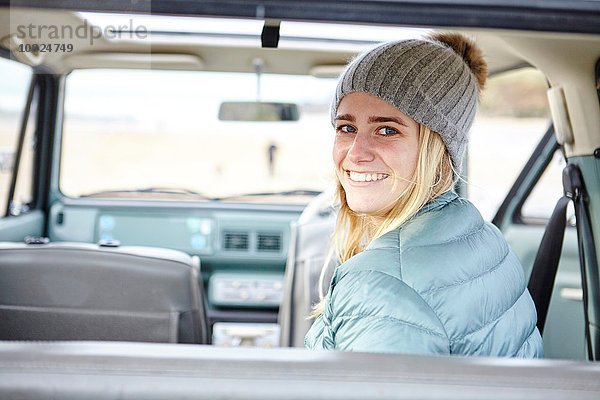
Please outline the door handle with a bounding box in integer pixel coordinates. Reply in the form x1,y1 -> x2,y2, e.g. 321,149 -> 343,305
559,288 -> 583,301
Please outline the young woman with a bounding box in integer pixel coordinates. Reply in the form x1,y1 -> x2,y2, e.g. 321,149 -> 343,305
304,33 -> 543,357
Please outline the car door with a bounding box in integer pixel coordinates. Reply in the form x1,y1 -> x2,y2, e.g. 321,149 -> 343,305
491,127 -> 584,360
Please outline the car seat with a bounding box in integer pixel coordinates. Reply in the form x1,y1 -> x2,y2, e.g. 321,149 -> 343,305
0,241 -> 208,344
279,190 -> 337,347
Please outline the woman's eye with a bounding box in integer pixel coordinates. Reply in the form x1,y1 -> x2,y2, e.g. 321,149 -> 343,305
378,126 -> 398,136
337,125 -> 356,134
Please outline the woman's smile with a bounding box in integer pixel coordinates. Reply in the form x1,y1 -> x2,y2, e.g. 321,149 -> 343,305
346,170 -> 390,183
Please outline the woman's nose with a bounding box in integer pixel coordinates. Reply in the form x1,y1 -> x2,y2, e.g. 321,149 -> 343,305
347,132 -> 375,163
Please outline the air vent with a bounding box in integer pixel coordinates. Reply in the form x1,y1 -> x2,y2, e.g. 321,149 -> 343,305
223,232 -> 249,251
257,232 -> 282,252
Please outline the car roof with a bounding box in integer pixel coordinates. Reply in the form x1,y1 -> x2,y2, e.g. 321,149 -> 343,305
4,0 -> 600,34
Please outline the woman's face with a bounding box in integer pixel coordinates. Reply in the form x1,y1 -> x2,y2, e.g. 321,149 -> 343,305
333,92 -> 421,215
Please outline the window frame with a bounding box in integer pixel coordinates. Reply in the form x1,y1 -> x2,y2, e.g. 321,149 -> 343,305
492,124 -> 562,228
0,49 -> 35,218
0,49 -> 58,223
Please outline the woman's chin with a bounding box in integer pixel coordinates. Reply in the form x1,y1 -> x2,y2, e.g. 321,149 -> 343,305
347,200 -> 379,215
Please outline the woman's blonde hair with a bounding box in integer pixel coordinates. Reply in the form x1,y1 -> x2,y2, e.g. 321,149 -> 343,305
310,124 -> 455,318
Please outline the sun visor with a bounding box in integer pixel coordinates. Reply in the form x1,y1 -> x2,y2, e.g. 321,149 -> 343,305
63,53 -> 204,70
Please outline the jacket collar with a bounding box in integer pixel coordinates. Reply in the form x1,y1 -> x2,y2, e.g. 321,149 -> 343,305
367,191 -> 458,250
414,190 -> 458,216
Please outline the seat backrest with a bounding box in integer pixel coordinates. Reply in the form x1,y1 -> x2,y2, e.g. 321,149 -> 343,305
279,191 -> 337,347
0,242 -> 208,344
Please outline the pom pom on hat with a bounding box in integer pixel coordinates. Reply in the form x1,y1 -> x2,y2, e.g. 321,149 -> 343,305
427,32 -> 488,94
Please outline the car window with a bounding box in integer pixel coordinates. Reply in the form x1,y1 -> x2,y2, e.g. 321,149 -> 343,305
520,149 -> 571,222
60,69 -> 338,203
467,68 -> 550,221
0,57 -> 34,216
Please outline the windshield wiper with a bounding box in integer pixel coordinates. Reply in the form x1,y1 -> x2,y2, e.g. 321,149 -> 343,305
79,187 -> 216,200
216,189 -> 322,201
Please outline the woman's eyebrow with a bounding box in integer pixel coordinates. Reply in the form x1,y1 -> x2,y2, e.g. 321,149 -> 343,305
335,114 -> 355,122
368,116 -> 409,127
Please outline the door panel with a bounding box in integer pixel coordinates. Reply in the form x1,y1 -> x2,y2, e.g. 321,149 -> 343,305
0,210 -> 44,241
504,224 -> 584,359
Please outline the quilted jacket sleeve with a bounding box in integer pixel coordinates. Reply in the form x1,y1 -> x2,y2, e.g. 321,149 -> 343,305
329,269 -> 450,355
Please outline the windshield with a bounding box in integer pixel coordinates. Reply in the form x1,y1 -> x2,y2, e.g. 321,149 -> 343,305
60,69 -> 338,203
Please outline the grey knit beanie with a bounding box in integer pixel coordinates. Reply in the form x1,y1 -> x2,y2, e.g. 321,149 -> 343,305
331,34 -> 486,174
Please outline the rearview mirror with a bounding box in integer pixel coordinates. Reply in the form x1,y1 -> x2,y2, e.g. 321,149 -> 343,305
218,101 -> 300,122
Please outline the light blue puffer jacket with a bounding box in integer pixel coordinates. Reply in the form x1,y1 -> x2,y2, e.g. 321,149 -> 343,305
305,191 -> 543,357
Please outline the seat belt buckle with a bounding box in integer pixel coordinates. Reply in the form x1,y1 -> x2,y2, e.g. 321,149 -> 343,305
563,164 -> 582,200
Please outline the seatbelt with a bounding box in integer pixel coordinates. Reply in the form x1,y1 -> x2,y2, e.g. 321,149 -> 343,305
528,196 -> 569,335
527,164 -> 595,360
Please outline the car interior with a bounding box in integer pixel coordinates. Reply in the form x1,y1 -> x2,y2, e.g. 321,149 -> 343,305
1,0 -> 600,399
